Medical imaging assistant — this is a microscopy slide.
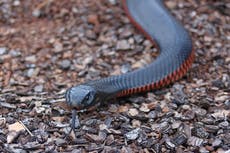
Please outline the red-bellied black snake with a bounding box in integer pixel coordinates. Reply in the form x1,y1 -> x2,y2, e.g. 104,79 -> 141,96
65,0 -> 195,129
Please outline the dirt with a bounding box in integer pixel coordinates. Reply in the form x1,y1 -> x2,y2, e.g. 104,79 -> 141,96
0,0 -> 229,152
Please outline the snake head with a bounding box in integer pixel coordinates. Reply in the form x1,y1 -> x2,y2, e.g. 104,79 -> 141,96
65,85 -> 97,109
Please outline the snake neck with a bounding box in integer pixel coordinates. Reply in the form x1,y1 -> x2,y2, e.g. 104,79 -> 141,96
85,77 -> 122,100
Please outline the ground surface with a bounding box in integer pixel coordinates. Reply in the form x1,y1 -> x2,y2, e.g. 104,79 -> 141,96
0,0 -> 229,152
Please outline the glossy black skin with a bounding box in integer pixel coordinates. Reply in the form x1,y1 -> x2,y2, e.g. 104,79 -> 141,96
65,0 -> 192,109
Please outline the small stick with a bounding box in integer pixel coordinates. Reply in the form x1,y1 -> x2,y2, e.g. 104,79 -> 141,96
19,121 -> 34,137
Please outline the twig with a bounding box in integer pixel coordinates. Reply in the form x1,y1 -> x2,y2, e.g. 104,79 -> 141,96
19,121 -> 34,137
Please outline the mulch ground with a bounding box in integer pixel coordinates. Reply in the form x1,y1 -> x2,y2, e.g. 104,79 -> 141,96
0,0 -> 229,152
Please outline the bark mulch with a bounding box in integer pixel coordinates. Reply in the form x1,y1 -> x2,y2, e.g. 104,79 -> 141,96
0,0 -> 229,152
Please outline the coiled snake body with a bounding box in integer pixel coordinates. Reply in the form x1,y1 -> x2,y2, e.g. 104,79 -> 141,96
65,0 -> 194,111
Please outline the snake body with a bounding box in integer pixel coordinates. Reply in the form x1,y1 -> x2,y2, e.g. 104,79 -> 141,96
65,0 -> 194,109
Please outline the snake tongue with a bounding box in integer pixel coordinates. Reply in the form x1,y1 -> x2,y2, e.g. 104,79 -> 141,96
71,109 -> 79,129
65,102 -> 101,139
65,109 -> 80,139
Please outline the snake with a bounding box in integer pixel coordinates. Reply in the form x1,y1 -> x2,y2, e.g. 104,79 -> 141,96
65,0 -> 194,120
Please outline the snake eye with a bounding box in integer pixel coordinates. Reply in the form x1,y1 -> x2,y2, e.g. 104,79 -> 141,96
83,91 -> 95,106
85,94 -> 90,101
